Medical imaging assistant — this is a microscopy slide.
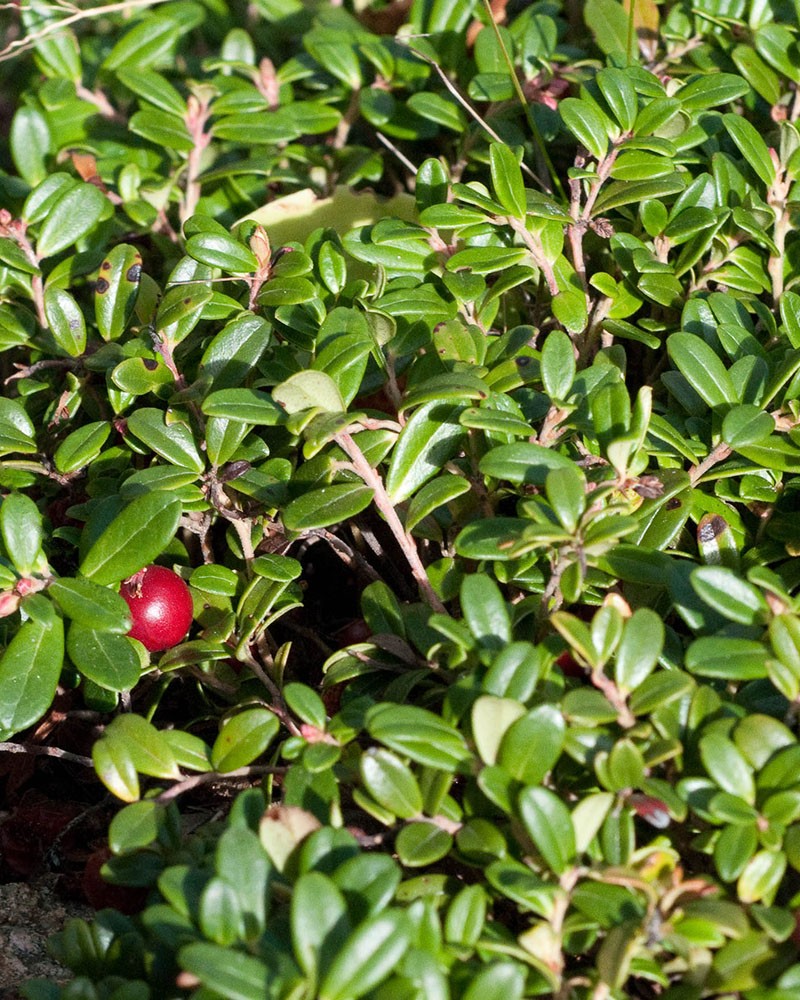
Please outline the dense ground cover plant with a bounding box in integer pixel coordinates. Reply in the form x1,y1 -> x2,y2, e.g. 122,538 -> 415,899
4,0 -> 800,996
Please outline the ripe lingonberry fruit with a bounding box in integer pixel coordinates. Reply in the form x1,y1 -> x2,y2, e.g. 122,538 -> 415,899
121,565 -> 193,652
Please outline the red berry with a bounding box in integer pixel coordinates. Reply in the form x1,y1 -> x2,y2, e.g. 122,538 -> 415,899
121,565 -> 193,652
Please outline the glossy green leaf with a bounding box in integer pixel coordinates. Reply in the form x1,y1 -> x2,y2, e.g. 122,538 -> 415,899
282,484 -> 373,532
700,733 -> 755,804
49,577 -> 131,632
95,244 -> 142,341
498,705 -> 565,785
360,748 -> 423,819
444,884 -> 487,947
540,329 -> 576,401
186,232 -> 258,272
273,371 -> 345,415
130,109 -> 193,152
211,708 -> 280,772
690,566 -> 768,625
292,872 -> 349,982
560,97 -> 610,160
0,615 -> 64,737
395,821 -> 452,866
678,73 -> 751,112
54,421 -> 111,474
79,491 -> 182,585
489,143 -> 526,218
67,623 -> 141,691
479,442 -> 575,485
614,609 -> 663,693
126,408 -> 204,473
667,332 -> 736,407
685,637 -> 767,680
367,704 -> 470,772
385,401 -> 467,503
518,786 -> 576,876
36,182 -> 107,258
460,574 -> 511,652
723,113 -> 776,187
44,286 -> 86,356
319,910 -> 411,1000
179,943 -> 273,1000
203,388 -> 286,424
471,696 -> 525,766
1,492 -> 43,575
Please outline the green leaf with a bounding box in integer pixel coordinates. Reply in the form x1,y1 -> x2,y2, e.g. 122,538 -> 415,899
560,97 -> 611,160
203,388 -> 286,424
584,0 -> 635,59
678,73 -> 751,112
10,106 -> 50,186
471,696 -> 526,766
490,143 -> 526,218
179,943 -> 273,1000
211,708 -> 281,772
49,581 -> 129,639
282,484 -> 374,532
498,705 -> 565,785
395,821 -> 452,867
0,398 -> 36,456
614,609 -> 663,693
723,112 -> 776,187
460,574 -> 511,651
360,748 -> 423,819
0,615 -> 64,736
67,623 -> 141,691
479,442 -> 575,485
700,733 -> 755,804
732,44 -> 781,105
1,492 -> 43,575
722,404 -> 774,449
367,704 -> 470,772
319,910 -> 411,1000
126,408 -> 204,473
292,872 -> 349,982
546,465 -> 585,533
597,67 -> 639,131
95,244 -> 142,341
685,637 -> 767,680
445,884 -> 487,947
54,421 -> 111,475
463,961 -> 526,1000
518,786 -> 576,876
273,371 -> 345,415
737,850 -> 787,905
156,283 -> 214,342
540,329 -> 576,401
690,566 -> 768,625
186,232 -> 258,272
385,401 -> 467,503
79,491 -> 182,585
44,286 -> 86,357
116,67 -> 187,115
36,182 -> 107,259
405,475 -> 471,533
130,108 -> 194,151
667,333 -> 736,408
92,732 -> 140,802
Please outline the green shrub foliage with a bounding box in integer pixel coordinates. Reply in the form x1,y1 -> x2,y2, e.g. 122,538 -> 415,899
3,0 -> 800,997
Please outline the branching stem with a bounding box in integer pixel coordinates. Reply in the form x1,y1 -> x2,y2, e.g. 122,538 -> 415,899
334,430 -> 446,612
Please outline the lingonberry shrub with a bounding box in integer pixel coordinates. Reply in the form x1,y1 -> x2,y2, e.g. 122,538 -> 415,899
2,1 -> 800,998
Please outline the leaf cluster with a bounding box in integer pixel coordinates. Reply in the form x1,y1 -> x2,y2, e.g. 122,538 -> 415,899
3,1 -> 800,998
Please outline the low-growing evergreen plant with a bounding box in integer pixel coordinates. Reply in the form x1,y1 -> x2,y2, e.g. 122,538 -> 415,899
2,0 -> 800,997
